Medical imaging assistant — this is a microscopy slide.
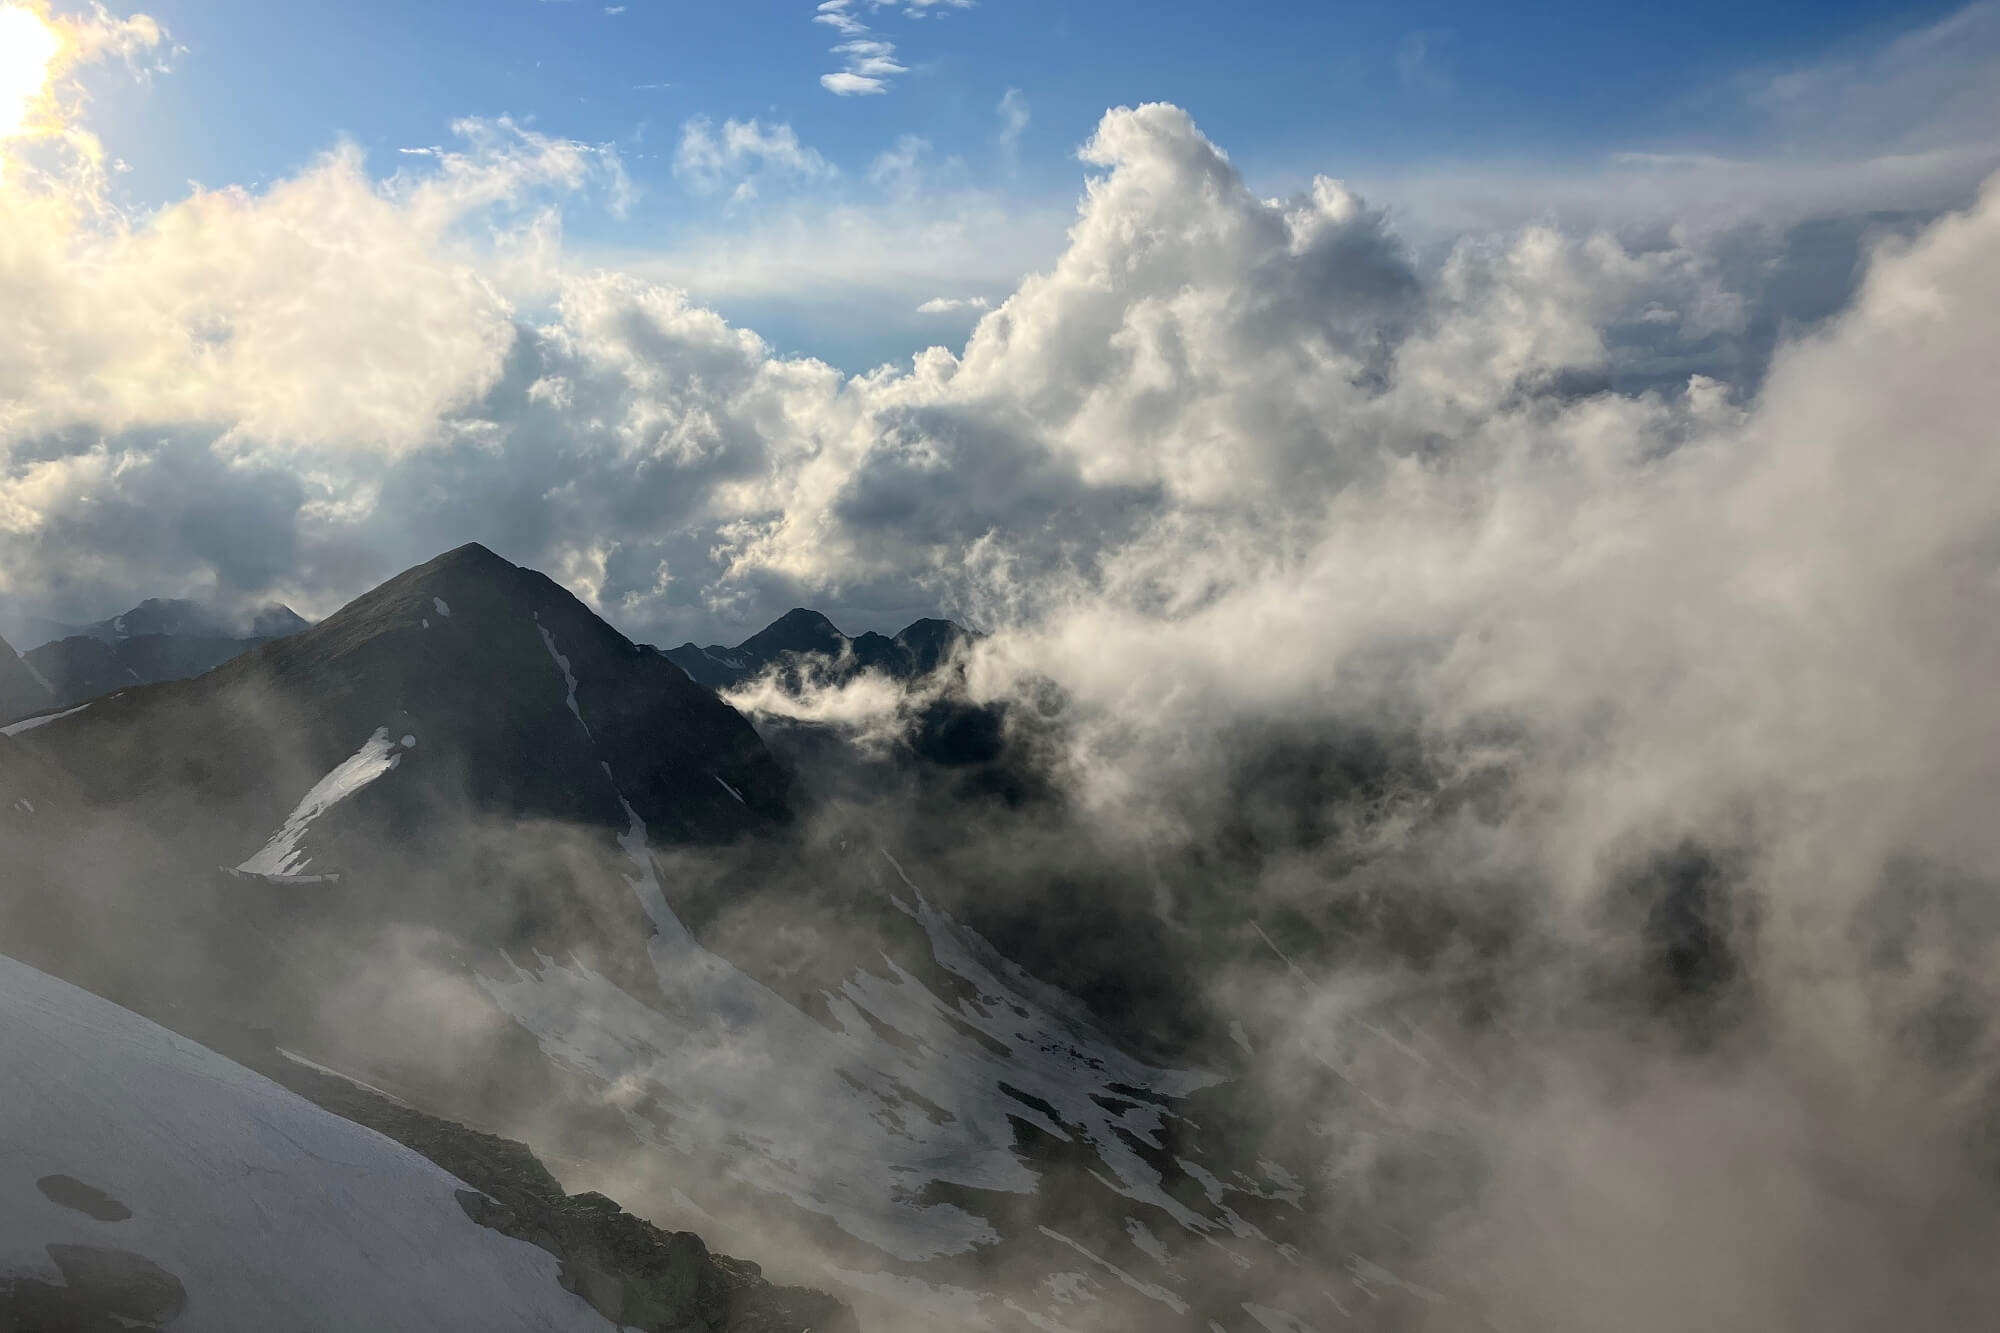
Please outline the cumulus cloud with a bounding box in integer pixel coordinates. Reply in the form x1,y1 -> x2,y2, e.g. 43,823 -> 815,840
914,295 -> 989,313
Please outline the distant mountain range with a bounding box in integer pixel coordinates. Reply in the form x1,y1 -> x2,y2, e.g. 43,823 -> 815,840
10,598 -> 312,717
663,608 -> 976,692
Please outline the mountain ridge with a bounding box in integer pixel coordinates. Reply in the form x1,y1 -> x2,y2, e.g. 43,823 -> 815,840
664,607 -> 979,692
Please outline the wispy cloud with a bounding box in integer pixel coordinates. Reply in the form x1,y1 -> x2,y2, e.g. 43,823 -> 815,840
997,87 -> 1029,151
813,0 -> 973,95
915,295 -> 989,313
674,116 -> 836,193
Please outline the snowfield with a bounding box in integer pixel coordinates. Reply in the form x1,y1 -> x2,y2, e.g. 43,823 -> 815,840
0,954 -> 616,1333
235,727 -> 410,878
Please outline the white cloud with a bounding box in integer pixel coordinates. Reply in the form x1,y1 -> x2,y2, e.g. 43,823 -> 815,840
822,38 -> 906,96
915,295 -> 989,313
997,87 -> 1029,151
674,116 -> 835,192
812,0 -> 972,94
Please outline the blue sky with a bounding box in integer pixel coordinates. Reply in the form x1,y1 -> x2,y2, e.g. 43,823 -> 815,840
59,0 -> 1986,368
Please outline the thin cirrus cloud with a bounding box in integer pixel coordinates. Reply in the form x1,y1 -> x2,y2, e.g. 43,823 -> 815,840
915,295 -> 990,313
815,0 -> 974,95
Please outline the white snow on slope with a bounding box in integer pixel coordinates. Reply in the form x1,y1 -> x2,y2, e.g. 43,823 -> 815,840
481,820 -> 1233,1276
235,728 -> 408,878
535,618 -> 591,739
434,597 -> 452,618
0,954 -> 615,1333
1,704 -> 89,738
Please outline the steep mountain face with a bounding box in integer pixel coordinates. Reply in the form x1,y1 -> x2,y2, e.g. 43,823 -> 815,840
665,609 -> 978,692
0,634 -> 52,722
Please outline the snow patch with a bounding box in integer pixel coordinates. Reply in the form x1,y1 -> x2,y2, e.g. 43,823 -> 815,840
535,618 -> 590,739
1,704 -> 90,737
1038,1226 -> 1187,1315
713,774 -> 745,804
483,827 -> 1237,1273
433,597 -> 451,617
234,728 -> 403,878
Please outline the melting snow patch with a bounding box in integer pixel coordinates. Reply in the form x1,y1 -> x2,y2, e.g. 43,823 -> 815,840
1126,1217 -> 1170,1264
235,728 -> 403,878
433,597 -> 451,617
1,704 -> 90,737
1242,1304 -> 1323,1333
535,619 -> 590,739
1037,1227 -> 1188,1315
713,774 -> 745,804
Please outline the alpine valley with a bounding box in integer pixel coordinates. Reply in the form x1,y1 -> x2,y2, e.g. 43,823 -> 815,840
0,544 -> 1418,1333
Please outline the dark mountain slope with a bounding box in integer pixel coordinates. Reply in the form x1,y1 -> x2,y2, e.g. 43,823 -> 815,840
0,633 -> 52,721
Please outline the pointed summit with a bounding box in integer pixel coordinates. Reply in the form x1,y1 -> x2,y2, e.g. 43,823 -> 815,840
737,608 -> 847,662
12,544 -> 788,881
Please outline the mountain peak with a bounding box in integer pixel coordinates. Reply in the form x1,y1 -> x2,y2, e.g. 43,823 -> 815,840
14,543 -> 789,865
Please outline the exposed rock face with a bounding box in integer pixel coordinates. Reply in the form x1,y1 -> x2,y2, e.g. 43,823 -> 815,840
35,1176 -> 133,1223
0,1245 -> 188,1332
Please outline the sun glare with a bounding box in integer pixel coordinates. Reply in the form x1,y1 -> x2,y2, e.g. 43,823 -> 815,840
0,4 -> 62,140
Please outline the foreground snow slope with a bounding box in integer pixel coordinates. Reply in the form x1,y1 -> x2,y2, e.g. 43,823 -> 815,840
0,954 -> 617,1333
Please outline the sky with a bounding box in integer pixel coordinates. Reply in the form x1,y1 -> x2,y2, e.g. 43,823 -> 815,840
0,0 -> 1997,648
68,0 -> 1985,367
